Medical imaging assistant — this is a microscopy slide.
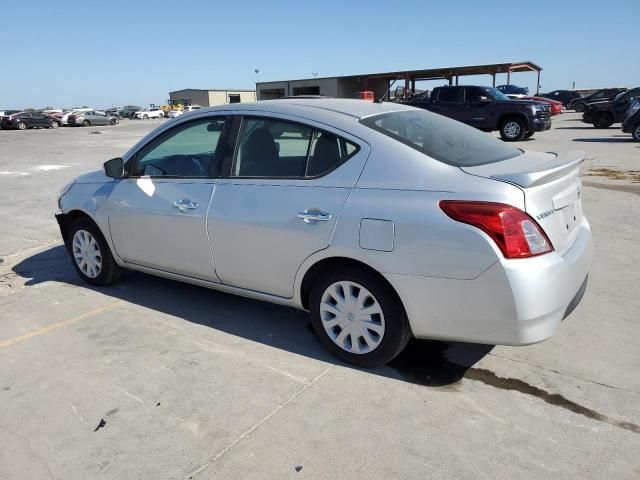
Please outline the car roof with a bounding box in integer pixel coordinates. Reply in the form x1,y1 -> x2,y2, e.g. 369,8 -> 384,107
199,98 -> 415,120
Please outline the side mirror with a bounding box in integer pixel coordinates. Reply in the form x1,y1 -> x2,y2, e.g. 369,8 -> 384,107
479,95 -> 491,103
104,157 -> 125,179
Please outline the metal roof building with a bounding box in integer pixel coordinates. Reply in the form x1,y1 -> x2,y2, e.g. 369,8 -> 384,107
256,61 -> 543,101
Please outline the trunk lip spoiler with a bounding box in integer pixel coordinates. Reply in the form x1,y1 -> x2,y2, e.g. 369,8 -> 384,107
462,150 -> 586,189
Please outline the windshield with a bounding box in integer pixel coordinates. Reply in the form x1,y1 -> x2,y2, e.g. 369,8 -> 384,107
482,87 -> 511,101
360,109 -> 522,167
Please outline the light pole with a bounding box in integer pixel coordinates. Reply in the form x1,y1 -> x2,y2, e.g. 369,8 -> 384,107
254,69 -> 260,83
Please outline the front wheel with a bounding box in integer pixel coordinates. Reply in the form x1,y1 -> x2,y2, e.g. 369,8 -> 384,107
17,122 -> 27,130
499,117 -> 526,141
574,102 -> 585,112
524,130 -> 534,139
68,218 -> 121,286
632,123 -> 640,142
50,121 -> 60,129
309,266 -> 411,367
143,114 -> 148,119
82,120 -> 90,127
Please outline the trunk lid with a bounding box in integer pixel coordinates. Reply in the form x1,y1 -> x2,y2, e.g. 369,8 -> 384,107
462,150 -> 585,255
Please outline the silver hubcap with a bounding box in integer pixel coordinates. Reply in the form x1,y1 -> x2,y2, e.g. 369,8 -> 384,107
319,281 -> 385,355
504,121 -> 521,138
72,230 -> 102,278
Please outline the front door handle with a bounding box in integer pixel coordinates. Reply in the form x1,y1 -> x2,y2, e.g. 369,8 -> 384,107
173,199 -> 199,212
297,210 -> 332,224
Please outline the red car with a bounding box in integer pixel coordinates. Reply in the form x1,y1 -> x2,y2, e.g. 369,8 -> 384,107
521,96 -> 564,115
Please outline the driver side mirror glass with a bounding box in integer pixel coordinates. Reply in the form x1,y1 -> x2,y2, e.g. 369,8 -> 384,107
104,157 -> 125,179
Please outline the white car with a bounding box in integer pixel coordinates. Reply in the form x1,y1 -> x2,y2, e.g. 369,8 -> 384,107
55,99 -> 592,367
167,106 -> 202,118
134,108 -> 165,119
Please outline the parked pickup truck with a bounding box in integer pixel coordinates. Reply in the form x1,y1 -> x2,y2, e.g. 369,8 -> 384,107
407,85 -> 551,141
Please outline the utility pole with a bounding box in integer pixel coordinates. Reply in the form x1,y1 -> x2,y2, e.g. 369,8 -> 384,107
254,69 -> 260,83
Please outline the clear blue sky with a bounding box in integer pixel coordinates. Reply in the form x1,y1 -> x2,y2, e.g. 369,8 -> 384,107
1,0 -> 637,109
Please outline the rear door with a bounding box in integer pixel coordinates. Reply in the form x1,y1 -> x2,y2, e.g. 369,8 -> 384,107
208,114 -> 367,298
431,87 -> 465,122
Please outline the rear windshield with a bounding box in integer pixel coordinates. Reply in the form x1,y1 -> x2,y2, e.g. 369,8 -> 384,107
360,109 -> 522,167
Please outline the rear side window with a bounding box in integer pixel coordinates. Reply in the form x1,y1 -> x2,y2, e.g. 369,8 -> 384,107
436,88 -> 461,103
360,110 -> 522,167
232,117 -> 358,178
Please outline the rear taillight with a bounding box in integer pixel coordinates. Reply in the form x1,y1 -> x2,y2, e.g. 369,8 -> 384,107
439,201 -> 553,259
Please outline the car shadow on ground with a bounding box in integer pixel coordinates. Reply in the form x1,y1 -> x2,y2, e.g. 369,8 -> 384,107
12,246 -> 494,388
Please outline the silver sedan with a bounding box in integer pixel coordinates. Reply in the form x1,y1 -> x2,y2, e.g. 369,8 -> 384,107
55,99 -> 592,367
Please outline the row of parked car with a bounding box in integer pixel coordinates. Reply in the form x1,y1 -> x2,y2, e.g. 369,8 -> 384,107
0,104 -> 199,130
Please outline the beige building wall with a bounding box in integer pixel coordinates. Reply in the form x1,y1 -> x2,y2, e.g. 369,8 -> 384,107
208,90 -> 256,105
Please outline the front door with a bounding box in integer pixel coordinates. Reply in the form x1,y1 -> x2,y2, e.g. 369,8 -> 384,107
209,115 -> 365,298
107,115 -> 229,281
461,87 -> 495,129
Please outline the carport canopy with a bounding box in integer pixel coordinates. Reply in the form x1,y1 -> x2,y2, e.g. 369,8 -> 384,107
356,61 -> 542,98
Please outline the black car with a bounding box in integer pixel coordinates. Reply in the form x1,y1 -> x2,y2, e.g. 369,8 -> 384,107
621,99 -> 640,141
582,87 -> 640,128
496,84 -> 529,95
118,105 -> 142,119
0,111 -> 61,130
537,90 -> 582,107
407,85 -> 551,141
569,88 -> 627,112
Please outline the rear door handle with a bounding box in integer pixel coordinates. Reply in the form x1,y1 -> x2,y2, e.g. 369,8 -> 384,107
297,210 -> 332,224
173,199 -> 199,212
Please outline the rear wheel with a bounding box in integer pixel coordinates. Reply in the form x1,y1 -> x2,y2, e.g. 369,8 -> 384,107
50,121 -> 59,129
499,117 -> 526,141
67,218 -> 121,286
593,112 -> 613,128
574,102 -> 585,112
632,123 -> 640,142
82,120 -> 90,127
143,114 -> 148,119
17,122 -> 27,130
309,266 -> 411,367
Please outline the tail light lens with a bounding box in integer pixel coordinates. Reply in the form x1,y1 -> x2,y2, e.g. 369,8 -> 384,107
439,201 -> 553,259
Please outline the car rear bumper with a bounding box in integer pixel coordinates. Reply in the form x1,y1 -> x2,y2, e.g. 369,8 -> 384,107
386,216 -> 593,345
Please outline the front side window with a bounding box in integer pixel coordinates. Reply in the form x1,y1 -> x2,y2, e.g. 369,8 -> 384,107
360,110 -> 522,167
232,117 -> 358,178
133,117 -> 227,177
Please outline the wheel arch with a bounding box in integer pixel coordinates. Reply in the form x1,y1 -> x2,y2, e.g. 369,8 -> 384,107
58,209 -> 102,250
497,112 -> 528,127
298,256 -> 405,313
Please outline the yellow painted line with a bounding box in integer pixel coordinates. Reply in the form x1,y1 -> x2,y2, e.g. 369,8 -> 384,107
0,301 -> 125,349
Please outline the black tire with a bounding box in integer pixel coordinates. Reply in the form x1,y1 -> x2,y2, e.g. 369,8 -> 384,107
499,117 -> 526,141
110,119 -> 117,125
574,102 -> 585,112
82,120 -> 90,127
593,112 -> 613,129
632,123 -> 640,142
17,121 -> 27,130
524,130 -> 534,139
143,114 -> 148,119
309,266 -> 411,368
67,218 -> 121,286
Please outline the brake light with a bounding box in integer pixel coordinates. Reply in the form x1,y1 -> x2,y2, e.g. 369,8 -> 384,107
439,201 -> 553,259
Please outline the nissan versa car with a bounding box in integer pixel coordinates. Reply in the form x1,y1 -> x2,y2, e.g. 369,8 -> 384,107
55,99 -> 592,367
